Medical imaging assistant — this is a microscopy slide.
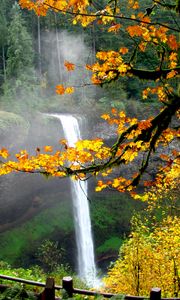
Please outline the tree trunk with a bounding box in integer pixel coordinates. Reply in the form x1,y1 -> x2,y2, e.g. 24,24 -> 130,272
37,16 -> 42,77
2,46 -> 6,82
54,13 -> 62,82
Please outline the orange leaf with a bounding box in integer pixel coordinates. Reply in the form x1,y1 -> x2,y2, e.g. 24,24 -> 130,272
119,47 -> 128,55
56,84 -> 65,95
127,25 -> 143,37
0,148 -> 9,159
108,24 -> 121,33
44,146 -> 53,152
64,60 -> 75,71
166,70 -> 177,79
167,35 -> 179,50
111,108 -> 117,115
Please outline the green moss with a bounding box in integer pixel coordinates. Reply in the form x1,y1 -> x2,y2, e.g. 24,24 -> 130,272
97,237 -> 123,254
90,191 -> 145,257
0,201 -> 73,265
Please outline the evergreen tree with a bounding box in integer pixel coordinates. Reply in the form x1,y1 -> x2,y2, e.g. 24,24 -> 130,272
3,2 -> 35,100
0,0 -> 9,86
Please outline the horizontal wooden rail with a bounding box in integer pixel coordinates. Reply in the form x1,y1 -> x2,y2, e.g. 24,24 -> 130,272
73,287 -> 145,299
0,274 -> 62,290
0,274 -> 180,300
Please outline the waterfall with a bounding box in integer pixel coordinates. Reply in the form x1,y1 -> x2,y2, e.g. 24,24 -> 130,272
51,114 -> 97,286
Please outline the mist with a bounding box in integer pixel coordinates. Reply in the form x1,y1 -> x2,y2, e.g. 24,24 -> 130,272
0,30 -> 100,270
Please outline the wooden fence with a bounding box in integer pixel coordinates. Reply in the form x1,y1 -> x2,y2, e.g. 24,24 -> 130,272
0,274 -> 179,300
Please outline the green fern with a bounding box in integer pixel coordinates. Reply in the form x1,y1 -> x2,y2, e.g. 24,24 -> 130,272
0,285 -> 37,300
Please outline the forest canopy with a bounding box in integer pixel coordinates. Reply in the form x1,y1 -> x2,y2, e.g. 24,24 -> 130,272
0,0 -> 179,197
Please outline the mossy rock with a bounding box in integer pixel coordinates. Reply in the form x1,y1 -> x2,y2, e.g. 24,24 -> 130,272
0,111 -> 29,148
97,236 -> 123,254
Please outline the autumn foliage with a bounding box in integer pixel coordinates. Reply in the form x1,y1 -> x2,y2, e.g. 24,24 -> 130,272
0,2 -> 179,198
103,215 -> 180,297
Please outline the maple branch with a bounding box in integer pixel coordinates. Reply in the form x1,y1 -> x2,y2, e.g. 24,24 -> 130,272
1,95 -> 179,188
132,66 -> 180,81
131,111 -> 174,186
43,2 -> 180,32
61,93 -> 180,183
104,66 -> 180,82
110,124 -> 138,158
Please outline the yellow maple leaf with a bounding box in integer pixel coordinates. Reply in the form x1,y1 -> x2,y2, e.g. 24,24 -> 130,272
95,180 -> 107,191
65,87 -> 75,94
132,1 -> 139,9
101,114 -> 110,120
0,148 -> 9,159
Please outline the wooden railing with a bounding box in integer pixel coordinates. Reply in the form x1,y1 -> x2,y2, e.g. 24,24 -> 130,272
0,274 -> 179,300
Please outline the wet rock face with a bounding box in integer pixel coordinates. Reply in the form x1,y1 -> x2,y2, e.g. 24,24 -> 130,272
0,173 -> 68,226
0,112 -> 92,228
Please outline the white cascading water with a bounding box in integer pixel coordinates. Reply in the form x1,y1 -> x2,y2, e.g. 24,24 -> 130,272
51,114 -> 97,286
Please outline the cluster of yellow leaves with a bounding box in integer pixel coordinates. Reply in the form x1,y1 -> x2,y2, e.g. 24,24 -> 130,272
94,110 -> 154,192
100,5 -> 114,25
103,216 -> 180,297
128,0 -> 139,10
0,138 -> 111,178
1,104 -> 179,196
133,150 -> 180,214
73,15 -> 96,27
72,3 -> 116,26
158,128 -> 180,145
0,148 -> 9,159
142,84 -> 173,102
86,50 -> 129,84
86,22 -> 179,86
166,52 -> 179,78
72,3 -> 116,27
102,109 -> 151,138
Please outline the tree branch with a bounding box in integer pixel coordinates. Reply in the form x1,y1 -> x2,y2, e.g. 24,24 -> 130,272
43,2 -> 180,32
60,94 -> 180,182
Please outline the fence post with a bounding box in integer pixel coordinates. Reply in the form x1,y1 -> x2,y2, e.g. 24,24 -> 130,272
40,277 -> 55,300
150,288 -> 161,300
62,276 -> 73,298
